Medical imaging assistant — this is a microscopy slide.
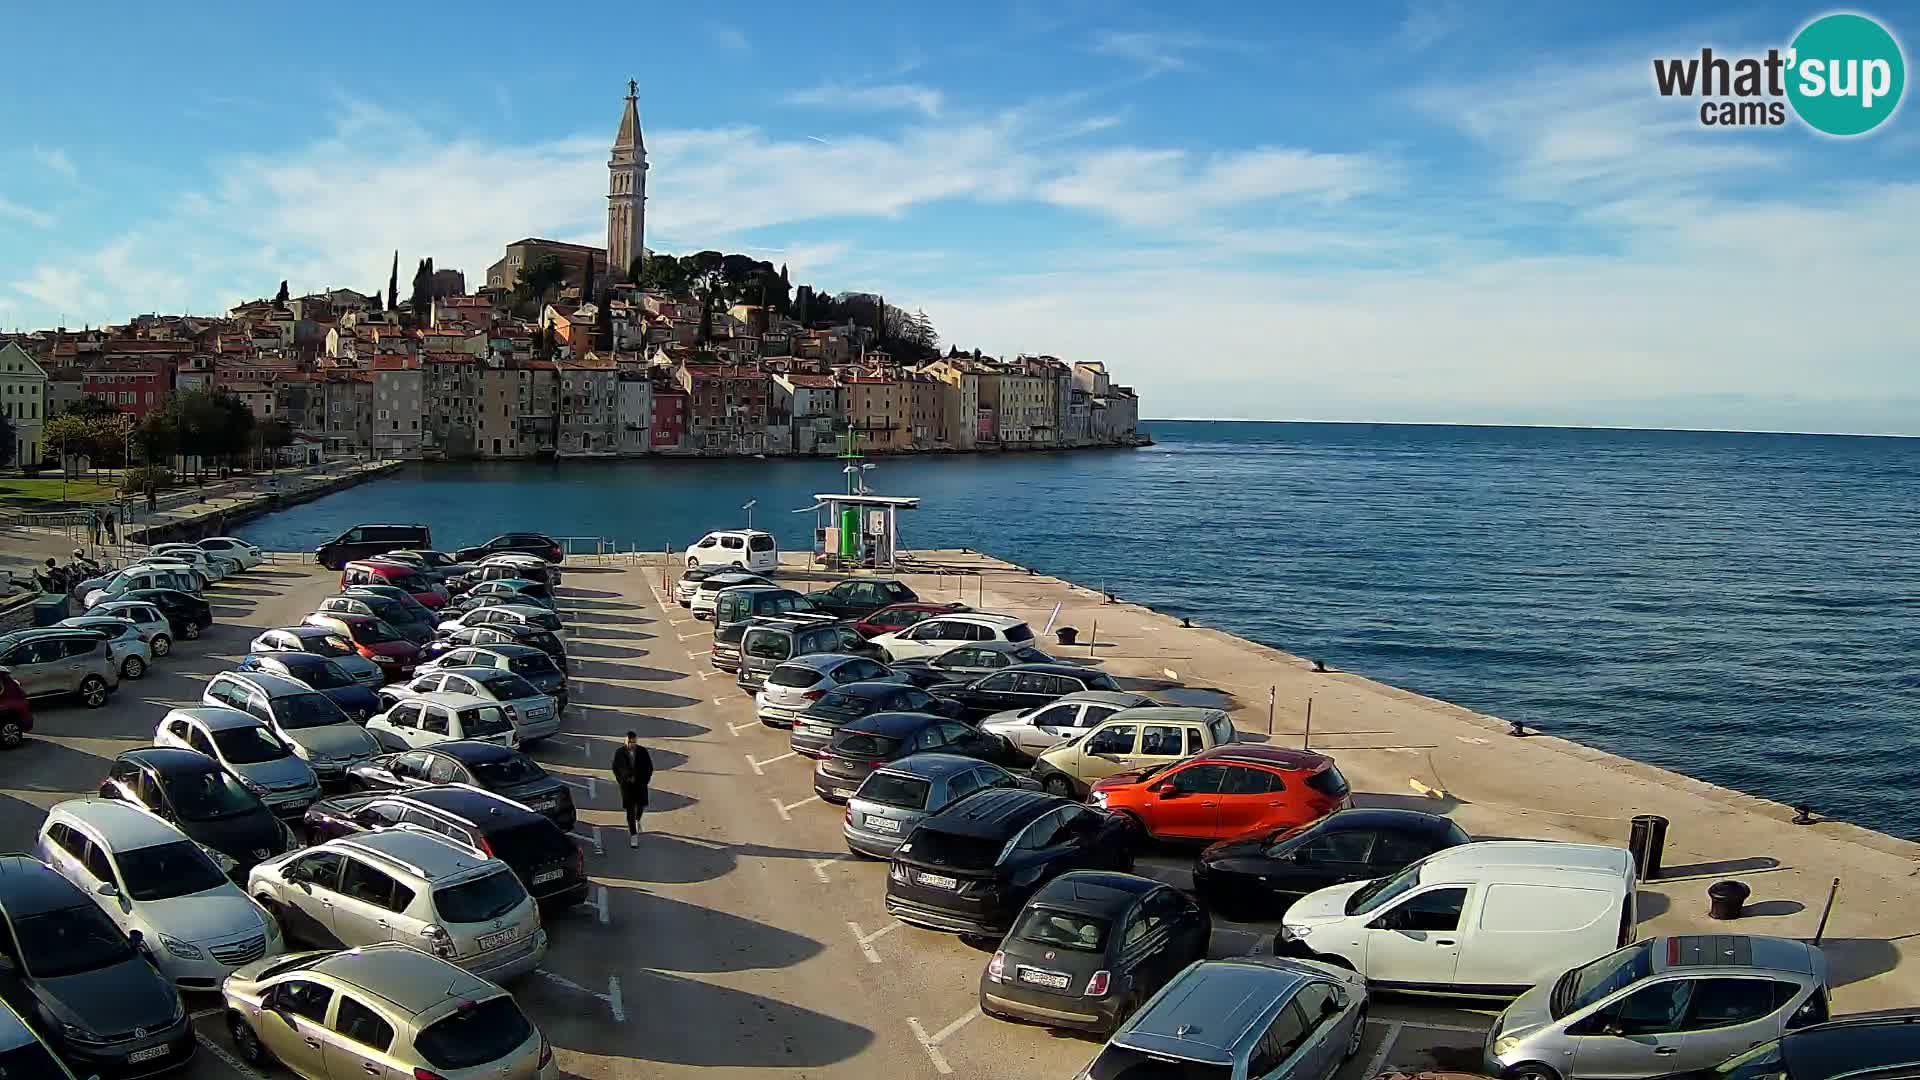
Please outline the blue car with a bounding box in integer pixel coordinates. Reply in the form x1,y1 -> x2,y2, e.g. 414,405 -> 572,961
237,653 -> 383,722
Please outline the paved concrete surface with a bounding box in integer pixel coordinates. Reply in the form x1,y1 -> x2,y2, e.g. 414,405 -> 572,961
0,541 -> 1910,1079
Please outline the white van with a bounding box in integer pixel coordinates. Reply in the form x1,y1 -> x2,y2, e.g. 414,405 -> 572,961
686,529 -> 778,573
1276,841 -> 1636,997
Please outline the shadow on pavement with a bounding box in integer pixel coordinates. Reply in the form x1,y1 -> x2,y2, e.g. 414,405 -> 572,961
590,883 -> 827,973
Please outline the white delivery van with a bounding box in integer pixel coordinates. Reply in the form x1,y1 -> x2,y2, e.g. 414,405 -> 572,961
685,529 -> 779,573
1276,840 -> 1636,996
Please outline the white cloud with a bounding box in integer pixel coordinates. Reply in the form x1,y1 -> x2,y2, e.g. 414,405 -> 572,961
708,24 -> 750,52
1040,146 -> 1393,227
1396,0 -> 1465,51
782,82 -> 944,117
0,196 -> 53,229
30,147 -> 76,179
1087,30 -> 1252,75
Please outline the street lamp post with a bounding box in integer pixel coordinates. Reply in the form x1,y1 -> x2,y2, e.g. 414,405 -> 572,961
742,499 -> 756,531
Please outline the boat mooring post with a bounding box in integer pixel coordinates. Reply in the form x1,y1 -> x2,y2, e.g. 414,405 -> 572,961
1300,694 -> 1311,746
1812,877 -> 1841,945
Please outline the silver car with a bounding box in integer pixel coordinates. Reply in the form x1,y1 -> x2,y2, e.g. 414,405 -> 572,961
249,625 -> 385,686
844,753 -> 1031,858
0,628 -> 120,708
154,707 -> 323,818
755,653 -> 896,728
981,690 -> 1158,761
87,599 -> 176,656
58,615 -> 155,680
203,671 -> 381,783
377,667 -> 559,742
1486,935 -> 1830,1080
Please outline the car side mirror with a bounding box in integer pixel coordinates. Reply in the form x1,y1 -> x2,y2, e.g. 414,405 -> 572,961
1367,908 -> 1404,931
1153,782 -> 1181,798
126,928 -> 143,951
96,881 -> 119,898
1325,989 -> 1348,1013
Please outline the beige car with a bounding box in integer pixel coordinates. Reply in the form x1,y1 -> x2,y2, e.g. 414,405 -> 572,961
1032,706 -> 1238,798
222,942 -> 558,1079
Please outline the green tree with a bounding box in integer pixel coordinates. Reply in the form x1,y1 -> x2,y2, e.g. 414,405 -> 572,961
44,414 -> 100,471
274,280 -> 290,305
582,255 -> 597,305
388,250 -> 399,312
639,254 -> 690,294
410,258 -> 434,321
133,408 -> 179,465
518,254 -> 570,312
67,396 -> 120,420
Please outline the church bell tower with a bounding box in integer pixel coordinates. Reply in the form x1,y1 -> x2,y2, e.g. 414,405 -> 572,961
608,80 -> 647,284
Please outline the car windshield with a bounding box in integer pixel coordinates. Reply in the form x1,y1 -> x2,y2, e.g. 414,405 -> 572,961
212,724 -> 292,764
349,620 -> 404,645
814,691 -> 875,718
118,840 -> 230,901
415,995 -> 533,1071
1307,766 -> 1351,798
459,707 -> 513,737
471,754 -> 545,786
769,664 -> 824,689
476,672 -> 540,699
433,870 -> 527,924
524,631 -> 563,652
744,632 -> 792,661
1015,906 -> 1111,952
832,732 -> 902,758
1554,941 -> 1654,1018
507,655 -> 559,678
1346,859 -> 1425,916
1004,623 -> 1034,642
14,904 -> 137,978
289,661 -> 353,690
903,828 -> 1004,870
1087,1047 -> 1233,1080
276,692 -> 352,730
858,773 -> 931,810
1012,646 -> 1052,664
303,634 -> 356,658
388,574 -> 431,593
167,768 -> 263,820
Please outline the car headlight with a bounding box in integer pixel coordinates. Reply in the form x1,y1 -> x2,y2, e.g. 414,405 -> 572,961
1281,923 -> 1312,940
159,934 -> 205,960
60,1021 -> 105,1045
1493,1036 -> 1524,1057
888,861 -> 908,883
199,844 -> 238,874
239,776 -> 268,797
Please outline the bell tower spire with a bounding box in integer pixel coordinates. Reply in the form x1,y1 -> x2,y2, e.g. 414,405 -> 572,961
608,80 -> 647,283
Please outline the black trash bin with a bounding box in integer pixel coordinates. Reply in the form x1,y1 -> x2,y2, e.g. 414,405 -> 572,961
1629,814 -> 1670,879
1708,880 -> 1750,920
1056,627 -> 1079,646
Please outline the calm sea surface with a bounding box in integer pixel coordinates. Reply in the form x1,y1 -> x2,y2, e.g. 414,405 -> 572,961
245,422 -> 1920,838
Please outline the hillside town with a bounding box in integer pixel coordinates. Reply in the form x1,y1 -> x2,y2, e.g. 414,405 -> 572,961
0,83 -> 1143,470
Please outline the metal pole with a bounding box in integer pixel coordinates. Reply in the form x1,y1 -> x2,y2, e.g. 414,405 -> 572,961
1812,877 -> 1841,945
1088,619 -> 1097,656
1301,695 -> 1312,746
661,544 -> 669,592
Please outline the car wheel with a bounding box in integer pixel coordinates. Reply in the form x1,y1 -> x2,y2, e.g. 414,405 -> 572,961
0,721 -> 22,750
1042,774 -> 1075,798
183,620 -> 202,640
150,633 -> 171,656
229,1011 -> 273,1067
121,655 -> 146,679
1507,1064 -> 1561,1080
1344,1007 -> 1367,1060
79,676 -> 109,708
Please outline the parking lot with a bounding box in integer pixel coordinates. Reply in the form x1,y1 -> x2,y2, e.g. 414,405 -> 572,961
1,553 -> 1522,1077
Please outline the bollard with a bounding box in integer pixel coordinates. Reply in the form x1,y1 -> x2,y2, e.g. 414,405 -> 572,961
1707,880 -> 1750,920
1628,815 -> 1669,880
1056,627 -> 1079,646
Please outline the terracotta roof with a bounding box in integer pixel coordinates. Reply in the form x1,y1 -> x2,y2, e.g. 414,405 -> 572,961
784,374 -> 837,388
370,355 -> 419,371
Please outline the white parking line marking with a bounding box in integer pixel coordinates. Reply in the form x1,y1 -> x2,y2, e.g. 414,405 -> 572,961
607,976 -> 625,1022
771,796 -> 792,821
197,1030 -> 266,1080
847,919 -> 903,962
810,856 -> 846,883
1361,1020 -> 1404,1080
574,827 -> 604,855
699,670 -> 727,680
556,775 -> 598,798
686,649 -> 711,658
677,630 -> 710,641
748,751 -> 795,775
534,969 -> 626,1023
191,1006 -> 222,1020
728,718 -> 762,737
594,885 -> 609,925
782,794 -> 821,815
1397,1020 -> 1489,1034
906,1008 -> 979,1075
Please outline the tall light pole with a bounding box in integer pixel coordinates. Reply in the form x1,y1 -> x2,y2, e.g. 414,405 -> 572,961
742,498 -> 756,531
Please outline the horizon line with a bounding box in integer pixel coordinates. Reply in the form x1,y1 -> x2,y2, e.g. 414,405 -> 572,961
1139,418 -> 1919,441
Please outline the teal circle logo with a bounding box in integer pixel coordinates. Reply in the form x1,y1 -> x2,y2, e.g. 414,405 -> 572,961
1787,13 -> 1906,136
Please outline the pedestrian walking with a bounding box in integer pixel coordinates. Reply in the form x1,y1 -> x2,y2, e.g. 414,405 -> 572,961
610,730 -> 654,848
103,509 -> 117,544
89,509 -> 102,545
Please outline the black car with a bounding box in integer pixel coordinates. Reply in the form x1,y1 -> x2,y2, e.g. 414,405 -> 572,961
0,856 -> 194,1075
1695,1013 -> 1920,1080
815,712 -> 1016,803
790,681 -> 966,758
345,742 -> 574,830
1193,807 -> 1472,921
886,787 -> 1135,937
890,640 -> 1058,682
315,523 -> 432,570
932,663 -> 1121,721
981,872 -> 1211,1033
302,786 -> 587,907
99,748 -> 293,878
804,578 -> 919,619
236,653 -> 383,722
454,533 -> 564,564
327,592 -> 436,644
118,588 -> 212,640
423,624 -> 567,669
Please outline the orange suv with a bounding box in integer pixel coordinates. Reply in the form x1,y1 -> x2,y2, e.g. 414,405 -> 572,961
1089,744 -> 1350,842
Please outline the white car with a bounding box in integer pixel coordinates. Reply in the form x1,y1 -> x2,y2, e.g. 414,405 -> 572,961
82,564 -> 202,609
149,544 -> 234,581
36,799 -> 282,991
377,667 -> 561,742
153,707 -> 323,818
367,692 -> 520,750
436,603 -> 565,638
685,528 -> 778,572
57,615 -> 154,679
86,599 -> 176,656
689,572 -> 772,619
195,535 -> 264,570
868,612 -> 1039,663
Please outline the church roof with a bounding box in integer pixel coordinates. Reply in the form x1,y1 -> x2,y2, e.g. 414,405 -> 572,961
613,82 -> 644,152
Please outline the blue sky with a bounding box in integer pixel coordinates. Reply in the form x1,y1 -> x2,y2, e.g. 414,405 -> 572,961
4,1 -> 1916,433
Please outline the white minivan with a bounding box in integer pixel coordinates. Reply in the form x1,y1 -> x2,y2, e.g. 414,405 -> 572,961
685,529 -> 778,573
1276,841 -> 1637,997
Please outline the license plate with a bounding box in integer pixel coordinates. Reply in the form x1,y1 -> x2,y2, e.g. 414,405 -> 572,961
1019,968 -> 1072,989
833,787 -> 855,799
532,869 -> 563,884
529,707 -> 551,719
804,725 -> 830,737
280,799 -> 310,812
916,872 -> 958,890
127,1045 -> 171,1064
476,929 -> 518,950
866,816 -> 900,833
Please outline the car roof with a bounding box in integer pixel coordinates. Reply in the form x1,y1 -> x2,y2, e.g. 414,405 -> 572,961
1117,958 -> 1318,1062
1056,690 -> 1155,707
0,854 -> 92,916
931,612 -> 1025,628
120,745 -> 224,775
921,787 -> 1060,837
1001,662 -> 1096,678
1652,935 -> 1822,976
168,706 -> 265,732
1029,870 -> 1161,915
1194,744 -> 1331,770
457,644 -> 546,660
1783,1013 -> 1920,1077
221,670 -> 315,698
432,740 -> 522,765
314,611 -> 380,626
51,798 -> 187,850
401,785 -> 543,827
781,653 -> 870,672
1417,840 -> 1633,880
835,681 -> 917,700
335,827 -> 493,878
279,624 -> 337,638
259,651 -> 330,669
309,943 -> 500,1015
402,692 -> 494,710
0,627 -> 93,643
1311,808 -> 1461,835
1105,706 -> 1230,725
705,528 -> 769,537
844,711 -> 945,736
876,753 -> 989,780
433,666 -> 514,680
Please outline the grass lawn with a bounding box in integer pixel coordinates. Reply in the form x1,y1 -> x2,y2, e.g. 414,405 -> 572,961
0,476 -> 125,508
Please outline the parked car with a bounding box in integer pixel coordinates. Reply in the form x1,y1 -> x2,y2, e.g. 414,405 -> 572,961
56,615 -> 153,679
301,612 -> 421,681
464,578 -> 557,609
237,652 -> 383,721
982,690 -> 1158,762
345,742 -> 574,830
97,748 -> 295,877
1486,935 -> 1830,1080
890,639 -> 1058,681
981,871 -> 1211,1034
737,618 -> 884,690
688,571 -> 772,618
454,532 -> 565,564
436,603 -> 565,640
844,754 -> 1033,858
317,593 -> 436,644
87,598 -> 175,656
343,583 -> 445,627
1196,808 -> 1473,921
0,672 -> 30,750
147,544 -> 232,582
675,563 -> 742,605
1035,707 -> 1240,799
0,627 -> 119,708
368,694 -> 518,751
221,941 -> 558,1079
1692,1012 -> 1920,1080
415,643 -> 568,710
755,653 -> 898,728
791,681 -> 966,758
815,713 -> 1017,802
1090,744 -> 1352,844
315,522 -> 432,570
81,566 -> 200,609
685,528 -> 777,572
853,600 -> 971,639
448,559 -> 559,595
0,855 -> 194,1075
202,671 -> 383,784
381,548 -> 471,579
869,612 -> 1038,663
119,588 -> 213,642
153,707 -> 322,819
0,995 -> 83,1079
934,663 -> 1123,722
301,785 -> 588,909
713,586 -> 819,636
379,667 -> 560,742
194,535 -> 264,570
339,560 -> 447,610
885,787 -> 1135,936
711,610 -> 836,672
1277,841 -> 1639,996
248,624 -> 384,686
1078,956 -> 1369,1080
35,799 -> 282,991
420,624 -> 566,670
805,578 -> 920,619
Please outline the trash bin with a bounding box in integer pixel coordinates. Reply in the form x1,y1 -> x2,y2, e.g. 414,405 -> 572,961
1629,814 -> 1670,879
1708,880 -> 1750,920
1056,627 -> 1079,646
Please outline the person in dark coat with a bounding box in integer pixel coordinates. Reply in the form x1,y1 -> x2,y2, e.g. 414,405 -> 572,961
610,730 -> 654,848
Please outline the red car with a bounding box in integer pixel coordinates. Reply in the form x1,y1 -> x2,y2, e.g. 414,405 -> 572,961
0,671 -> 32,749
1090,744 -> 1351,843
341,559 -> 448,609
852,601 -> 969,638
303,612 -> 421,682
